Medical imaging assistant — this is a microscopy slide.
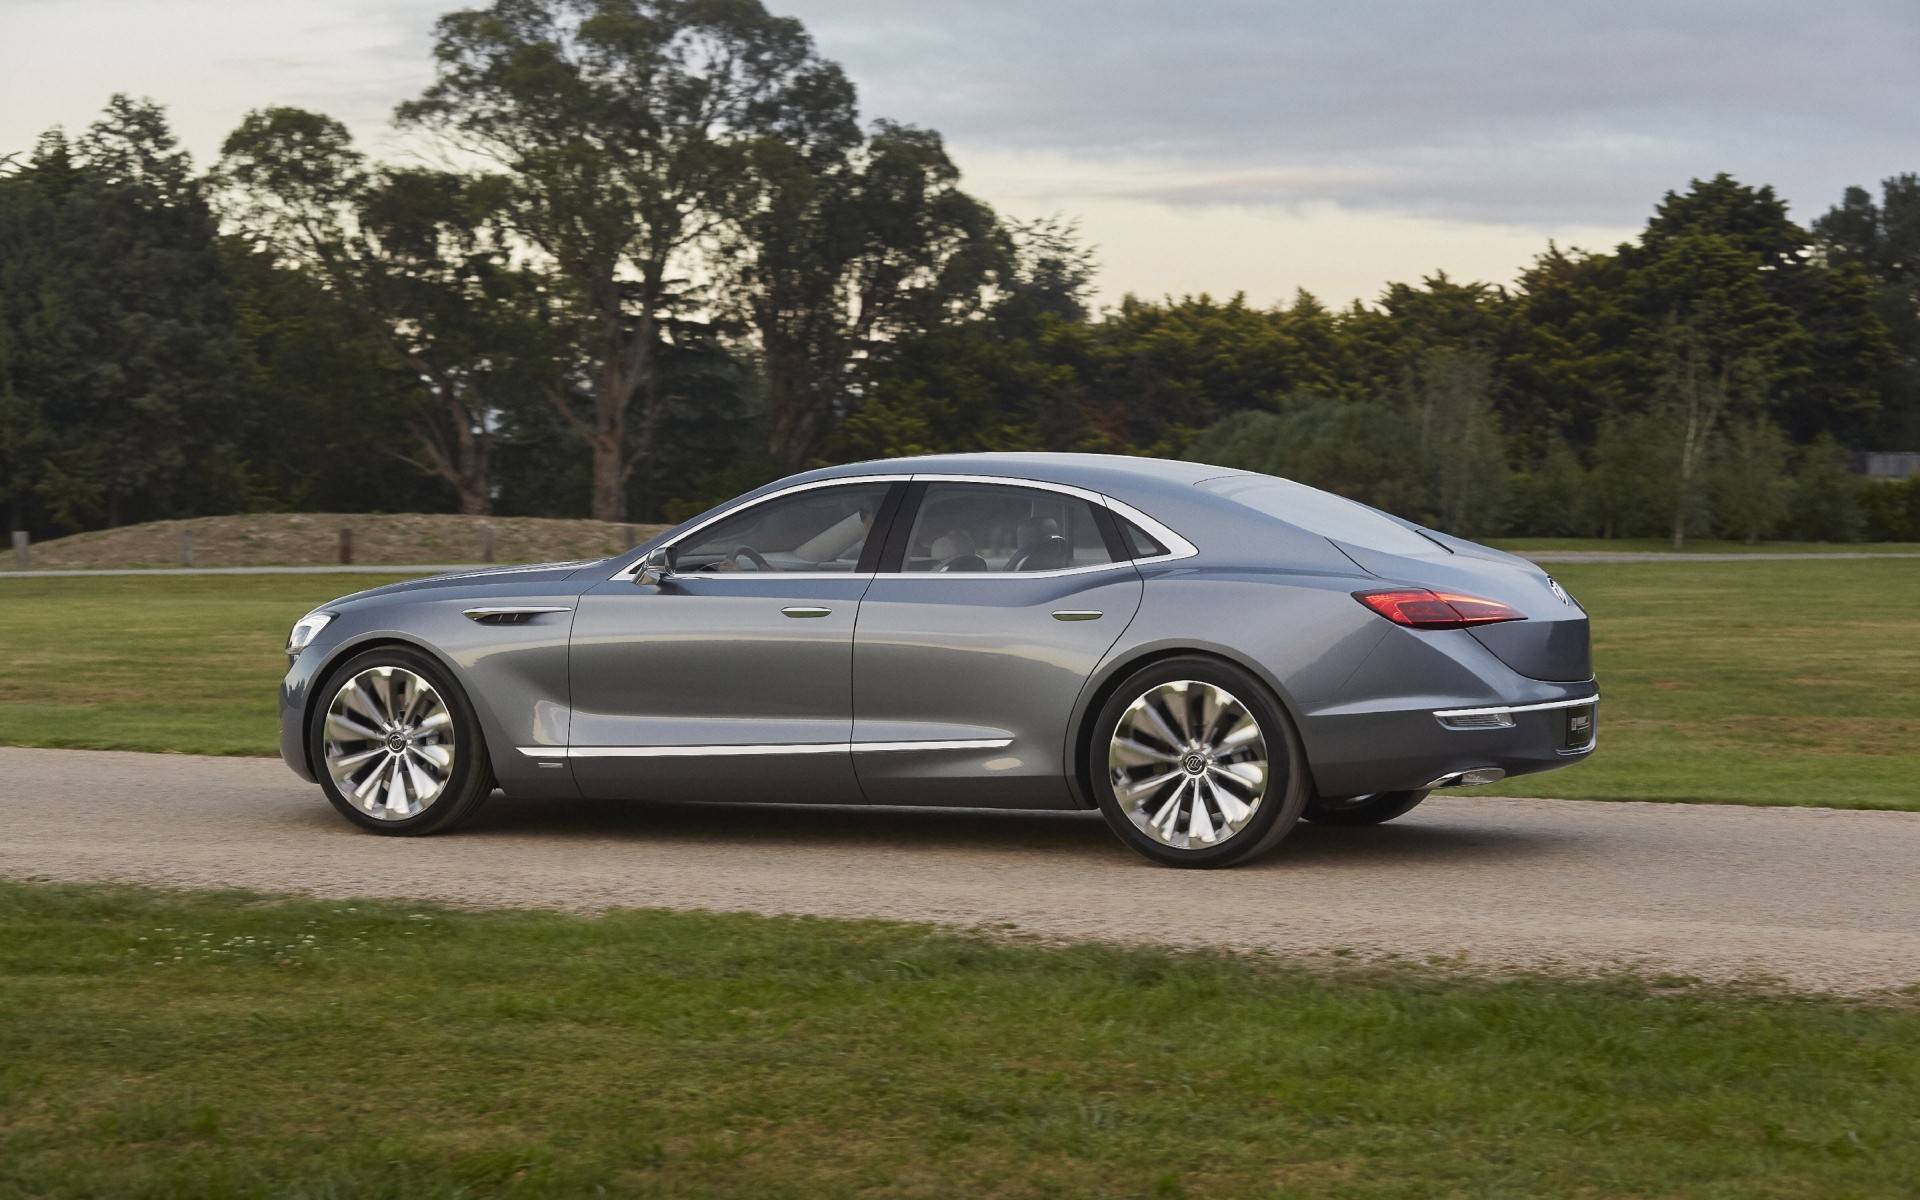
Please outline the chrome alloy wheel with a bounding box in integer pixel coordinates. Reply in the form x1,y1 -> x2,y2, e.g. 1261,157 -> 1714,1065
322,666 -> 456,820
1107,679 -> 1269,849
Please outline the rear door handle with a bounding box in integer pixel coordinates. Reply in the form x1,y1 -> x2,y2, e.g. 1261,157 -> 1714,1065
782,606 -> 833,618
1052,610 -> 1103,622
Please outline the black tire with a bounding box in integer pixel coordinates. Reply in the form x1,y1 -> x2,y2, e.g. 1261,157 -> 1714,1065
1302,790 -> 1430,826
308,645 -> 494,836
1089,655 -> 1310,868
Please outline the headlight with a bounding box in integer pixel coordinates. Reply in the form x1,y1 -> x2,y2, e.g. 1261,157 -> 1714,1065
287,612 -> 336,657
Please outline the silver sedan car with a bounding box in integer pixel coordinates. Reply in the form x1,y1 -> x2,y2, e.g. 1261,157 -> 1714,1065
280,453 -> 1597,867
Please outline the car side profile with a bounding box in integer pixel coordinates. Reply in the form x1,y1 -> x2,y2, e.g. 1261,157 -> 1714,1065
280,453 -> 1597,867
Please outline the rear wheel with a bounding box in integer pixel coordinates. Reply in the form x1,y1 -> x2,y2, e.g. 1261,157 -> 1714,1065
1090,657 -> 1309,868
309,646 -> 494,836
1302,790 -> 1430,826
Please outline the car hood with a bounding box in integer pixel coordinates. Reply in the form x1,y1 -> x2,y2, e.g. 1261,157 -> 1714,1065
324,560 -> 607,609
1335,540 -> 1592,683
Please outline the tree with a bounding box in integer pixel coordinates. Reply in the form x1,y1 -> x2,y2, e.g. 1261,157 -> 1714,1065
1405,349 -> 1509,536
1786,433 -> 1865,542
1815,175 -> 1920,448
726,119 -> 1004,468
0,99 -> 251,534
220,106 -> 552,514
398,0 -> 852,521
1710,417 -> 1790,544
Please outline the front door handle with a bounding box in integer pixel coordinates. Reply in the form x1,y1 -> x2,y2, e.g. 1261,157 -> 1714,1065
782,606 -> 833,618
1052,610 -> 1103,622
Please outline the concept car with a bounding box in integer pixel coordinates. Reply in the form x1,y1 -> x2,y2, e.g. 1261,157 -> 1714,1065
280,453 -> 1597,867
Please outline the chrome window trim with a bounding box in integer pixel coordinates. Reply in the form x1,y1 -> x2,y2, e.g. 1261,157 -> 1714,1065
1432,694 -> 1600,720
608,474 -> 912,581
517,737 -> 1011,759
607,469 -> 1201,581
1102,496 -> 1200,564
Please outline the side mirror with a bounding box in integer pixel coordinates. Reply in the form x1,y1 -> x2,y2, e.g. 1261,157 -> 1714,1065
634,547 -> 673,587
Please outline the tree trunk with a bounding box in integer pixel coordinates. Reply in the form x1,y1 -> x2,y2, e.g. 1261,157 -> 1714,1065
589,429 -> 627,523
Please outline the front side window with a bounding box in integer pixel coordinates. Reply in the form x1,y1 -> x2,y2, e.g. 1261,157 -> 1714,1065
901,483 -> 1118,573
674,483 -> 892,573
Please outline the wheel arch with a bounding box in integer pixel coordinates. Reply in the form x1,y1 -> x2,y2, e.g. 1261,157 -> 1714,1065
1065,642 -> 1320,810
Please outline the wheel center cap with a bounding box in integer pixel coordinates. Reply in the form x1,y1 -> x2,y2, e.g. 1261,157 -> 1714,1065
1182,753 -> 1208,776
386,731 -> 409,754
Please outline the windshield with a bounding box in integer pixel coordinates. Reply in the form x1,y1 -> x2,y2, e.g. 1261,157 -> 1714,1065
1197,474 -> 1441,556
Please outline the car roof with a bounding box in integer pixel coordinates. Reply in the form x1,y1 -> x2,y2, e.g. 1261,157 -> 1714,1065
799,452 -> 1245,501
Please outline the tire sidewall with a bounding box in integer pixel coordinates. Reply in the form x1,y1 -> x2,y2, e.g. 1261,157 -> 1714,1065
1090,656 -> 1309,868
308,644 -> 491,835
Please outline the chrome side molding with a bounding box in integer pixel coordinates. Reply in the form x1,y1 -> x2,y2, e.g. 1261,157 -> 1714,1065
517,737 -> 1012,759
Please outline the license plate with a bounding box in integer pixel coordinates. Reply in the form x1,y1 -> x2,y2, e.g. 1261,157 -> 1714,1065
1563,704 -> 1596,750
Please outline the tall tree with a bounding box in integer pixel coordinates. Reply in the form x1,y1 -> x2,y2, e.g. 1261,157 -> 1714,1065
398,0 -> 851,521
220,106 -> 549,514
0,99 -> 251,533
727,120 -> 1004,468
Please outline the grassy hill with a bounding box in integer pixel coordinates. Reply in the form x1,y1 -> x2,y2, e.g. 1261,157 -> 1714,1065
14,513 -> 673,571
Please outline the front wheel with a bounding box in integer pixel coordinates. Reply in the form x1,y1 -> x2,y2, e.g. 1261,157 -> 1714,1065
309,646 -> 494,835
1090,657 -> 1309,868
1302,790 -> 1430,826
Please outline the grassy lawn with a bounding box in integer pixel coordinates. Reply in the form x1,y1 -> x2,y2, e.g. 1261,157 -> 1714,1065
0,881 -> 1915,1199
0,560 -> 1916,808
0,574 -> 415,757
1485,538 -> 1920,555
1482,558 -> 1920,809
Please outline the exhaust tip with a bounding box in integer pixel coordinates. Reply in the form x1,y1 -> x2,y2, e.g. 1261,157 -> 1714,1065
1424,767 -> 1508,789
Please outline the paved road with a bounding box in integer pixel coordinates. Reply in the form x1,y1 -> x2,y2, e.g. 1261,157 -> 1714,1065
3,747 -> 1916,994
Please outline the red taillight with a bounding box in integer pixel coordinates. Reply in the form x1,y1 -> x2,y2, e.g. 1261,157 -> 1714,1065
1354,588 -> 1525,630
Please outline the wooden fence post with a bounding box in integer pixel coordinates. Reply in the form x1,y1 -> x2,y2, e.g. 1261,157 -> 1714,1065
9,530 -> 25,571
339,526 -> 354,566
480,523 -> 495,563
179,530 -> 194,568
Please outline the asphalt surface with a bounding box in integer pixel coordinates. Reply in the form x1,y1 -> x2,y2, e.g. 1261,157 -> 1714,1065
3,746 -> 1916,994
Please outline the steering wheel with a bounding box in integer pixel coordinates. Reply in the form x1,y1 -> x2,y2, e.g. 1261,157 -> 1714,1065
728,545 -> 774,571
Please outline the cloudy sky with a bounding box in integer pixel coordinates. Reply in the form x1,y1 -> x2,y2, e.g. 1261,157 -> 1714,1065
2,0 -> 1914,307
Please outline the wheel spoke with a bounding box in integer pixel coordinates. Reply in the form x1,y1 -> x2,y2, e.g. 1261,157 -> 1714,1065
1111,737 -> 1179,767
1129,697 -> 1186,752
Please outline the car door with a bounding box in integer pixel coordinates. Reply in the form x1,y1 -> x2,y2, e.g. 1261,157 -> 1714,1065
851,479 -> 1145,808
567,479 -> 903,803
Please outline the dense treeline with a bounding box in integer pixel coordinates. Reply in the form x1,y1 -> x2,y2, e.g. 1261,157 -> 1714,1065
3,0 -> 1917,544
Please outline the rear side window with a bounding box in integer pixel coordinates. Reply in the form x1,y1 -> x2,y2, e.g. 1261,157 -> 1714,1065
901,483 -> 1118,573
1197,475 -> 1439,556
1118,519 -> 1169,559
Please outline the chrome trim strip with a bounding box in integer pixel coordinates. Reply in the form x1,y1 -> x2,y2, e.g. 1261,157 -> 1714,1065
1052,610 -> 1103,621
608,468 -> 1202,581
462,605 -> 572,621
781,606 -> 833,618
609,474 -> 913,581
1432,694 -> 1600,719
852,738 -> 1012,753
515,738 -> 1011,759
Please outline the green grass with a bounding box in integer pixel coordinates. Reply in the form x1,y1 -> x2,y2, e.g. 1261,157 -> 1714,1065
1482,558 -> 1920,809
1485,537 -> 1919,555
1,561 -> 1916,808
0,574 -> 415,756
2,881 -> 1917,1199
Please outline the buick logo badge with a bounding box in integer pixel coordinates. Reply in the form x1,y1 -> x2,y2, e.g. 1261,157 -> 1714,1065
1547,578 -> 1573,607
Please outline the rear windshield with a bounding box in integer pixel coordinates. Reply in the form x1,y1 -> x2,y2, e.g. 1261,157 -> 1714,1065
1196,474 -> 1441,556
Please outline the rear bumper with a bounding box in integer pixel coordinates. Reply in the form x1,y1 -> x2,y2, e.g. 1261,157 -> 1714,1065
1301,689 -> 1598,798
